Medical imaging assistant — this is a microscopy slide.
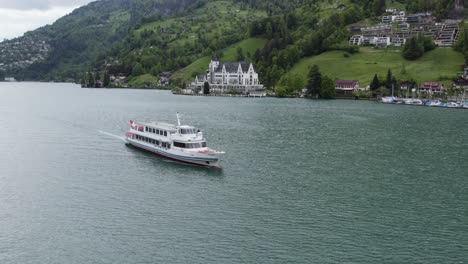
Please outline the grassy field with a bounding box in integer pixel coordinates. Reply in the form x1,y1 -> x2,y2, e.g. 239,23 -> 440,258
128,74 -> 158,88
171,38 -> 267,83
287,47 -> 464,87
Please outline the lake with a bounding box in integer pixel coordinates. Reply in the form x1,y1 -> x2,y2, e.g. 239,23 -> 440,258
0,82 -> 467,263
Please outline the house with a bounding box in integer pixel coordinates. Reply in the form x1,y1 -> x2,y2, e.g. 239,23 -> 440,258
400,81 -> 410,90
335,80 -> 360,95
386,8 -> 397,13
189,55 -> 264,94
375,37 -> 391,48
157,72 -> 172,86
406,15 -> 422,23
453,76 -> 468,89
349,35 -> 363,45
362,36 -> 377,45
336,4 -> 346,10
393,15 -> 407,23
381,16 -> 392,24
190,74 -> 208,90
390,37 -> 406,46
419,82 -> 444,94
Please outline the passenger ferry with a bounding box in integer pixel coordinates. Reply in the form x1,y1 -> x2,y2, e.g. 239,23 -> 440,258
125,113 -> 225,168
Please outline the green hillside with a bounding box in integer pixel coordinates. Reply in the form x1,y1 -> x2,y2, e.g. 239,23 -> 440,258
287,47 -> 464,86
171,38 -> 267,83
105,1 -> 267,87
4,0 -> 201,81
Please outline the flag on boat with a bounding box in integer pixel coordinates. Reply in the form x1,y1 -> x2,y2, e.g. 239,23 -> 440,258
130,120 -> 144,131
130,120 -> 137,129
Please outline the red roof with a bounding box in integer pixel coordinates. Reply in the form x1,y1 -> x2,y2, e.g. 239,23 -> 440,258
421,82 -> 441,88
335,80 -> 359,88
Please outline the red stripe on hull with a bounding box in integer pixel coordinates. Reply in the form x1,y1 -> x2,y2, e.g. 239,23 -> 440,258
126,142 -> 220,169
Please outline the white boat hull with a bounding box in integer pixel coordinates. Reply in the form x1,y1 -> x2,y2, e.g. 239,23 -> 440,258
126,138 -> 223,168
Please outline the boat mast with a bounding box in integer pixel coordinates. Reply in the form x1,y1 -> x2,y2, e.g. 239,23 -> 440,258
462,88 -> 466,104
176,112 -> 181,126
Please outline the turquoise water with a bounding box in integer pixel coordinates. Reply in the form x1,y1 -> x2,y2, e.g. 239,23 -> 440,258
0,82 -> 467,263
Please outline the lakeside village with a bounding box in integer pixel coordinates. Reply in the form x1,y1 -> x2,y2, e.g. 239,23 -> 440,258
6,6 -> 459,107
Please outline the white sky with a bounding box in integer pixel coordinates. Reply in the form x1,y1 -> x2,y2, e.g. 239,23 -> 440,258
0,0 -> 94,40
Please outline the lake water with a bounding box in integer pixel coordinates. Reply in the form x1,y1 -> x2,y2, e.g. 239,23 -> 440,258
0,82 -> 467,263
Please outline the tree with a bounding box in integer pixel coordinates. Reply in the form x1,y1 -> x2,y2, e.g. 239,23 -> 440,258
203,81 -> 210,94
320,76 -> 335,99
372,0 -> 386,16
370,73 -> 380,90
402,37 -> 424,60
87,71 -> 95,88
103,71 -> 110,87
419,36 -> 436,52
80,73 -> 87,87
307,64 -> 321,97
385,69 -> 393,90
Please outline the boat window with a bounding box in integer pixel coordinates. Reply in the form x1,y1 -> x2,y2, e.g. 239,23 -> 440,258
164,131 -> 167,137
202,142 -> 206,147
173,141 -> 185,148
152,128 -> 155,133
180,128 -> 196,134
156,129 -> 159,134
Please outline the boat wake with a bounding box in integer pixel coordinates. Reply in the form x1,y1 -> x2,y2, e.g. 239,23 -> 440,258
98,130 -> 126,141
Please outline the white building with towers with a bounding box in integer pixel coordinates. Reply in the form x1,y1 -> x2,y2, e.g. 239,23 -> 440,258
190,55 -> 264,94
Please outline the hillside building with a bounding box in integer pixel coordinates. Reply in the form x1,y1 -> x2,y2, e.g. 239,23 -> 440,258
190,55 -> 264,94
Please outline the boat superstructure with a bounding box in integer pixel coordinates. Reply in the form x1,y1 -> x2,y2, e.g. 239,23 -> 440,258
125,113 -> 225,168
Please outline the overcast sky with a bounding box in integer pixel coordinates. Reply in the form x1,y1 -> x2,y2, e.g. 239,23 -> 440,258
0,0 -> 94,40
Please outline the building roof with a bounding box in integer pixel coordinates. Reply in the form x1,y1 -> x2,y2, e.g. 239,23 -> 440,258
420,82 -> 441,88
335,80 -> 359,87
454,76 -> 468,85
215,61 -> 253,73
195,74 -> 204,81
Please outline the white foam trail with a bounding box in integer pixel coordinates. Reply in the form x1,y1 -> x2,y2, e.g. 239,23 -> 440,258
98,130 -> 126,141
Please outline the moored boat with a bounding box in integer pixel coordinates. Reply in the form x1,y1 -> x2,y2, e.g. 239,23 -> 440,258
125,113 -> 225,168
381,96 -> 397,103
447,102 -> 461,108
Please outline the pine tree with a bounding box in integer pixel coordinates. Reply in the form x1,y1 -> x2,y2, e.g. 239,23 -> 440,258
370,73 -> 380,90
306,64 -> 321,97
203,82 -> 210,94
385,69 -> 393,90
